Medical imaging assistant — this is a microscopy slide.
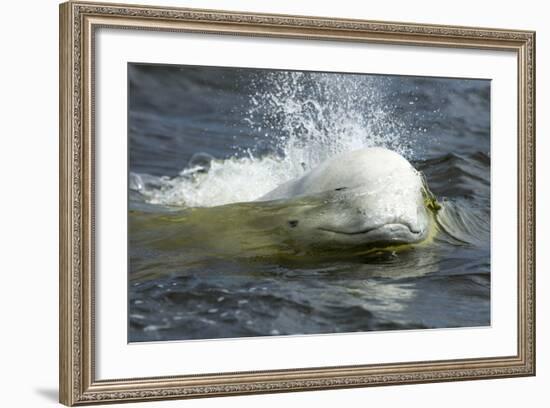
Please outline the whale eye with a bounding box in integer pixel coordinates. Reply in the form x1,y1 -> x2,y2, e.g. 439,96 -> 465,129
288,220 -> 299,228
334,187 -> 347,191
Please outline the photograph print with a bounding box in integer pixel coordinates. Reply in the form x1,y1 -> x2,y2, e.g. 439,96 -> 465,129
128,63 -> 491,342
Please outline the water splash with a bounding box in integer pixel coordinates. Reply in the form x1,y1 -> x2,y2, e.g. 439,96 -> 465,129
131,70 -> 421,208
244,71 -> 415,168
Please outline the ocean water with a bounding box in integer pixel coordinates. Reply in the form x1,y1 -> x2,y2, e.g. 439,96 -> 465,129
128,63 -> 491,342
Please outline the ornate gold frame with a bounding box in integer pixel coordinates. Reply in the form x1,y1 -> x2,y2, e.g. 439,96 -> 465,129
59,1 -> 536,405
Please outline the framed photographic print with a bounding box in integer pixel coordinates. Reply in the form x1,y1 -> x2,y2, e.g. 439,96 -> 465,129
59,1 -> 536,405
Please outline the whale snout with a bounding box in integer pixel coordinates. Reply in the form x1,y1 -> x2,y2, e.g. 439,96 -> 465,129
318,221 -> 427,245
358,222 -> 426,243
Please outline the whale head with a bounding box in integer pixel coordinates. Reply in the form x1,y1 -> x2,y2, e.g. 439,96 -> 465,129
277,148 -> 433,248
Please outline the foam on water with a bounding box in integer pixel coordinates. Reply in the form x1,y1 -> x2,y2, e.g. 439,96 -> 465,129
131,71 -> 421,208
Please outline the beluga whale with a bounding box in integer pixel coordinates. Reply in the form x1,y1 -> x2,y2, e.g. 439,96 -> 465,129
257,147 -> 438,249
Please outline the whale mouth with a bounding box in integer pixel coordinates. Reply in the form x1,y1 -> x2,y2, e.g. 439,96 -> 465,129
318,223 -> 422,237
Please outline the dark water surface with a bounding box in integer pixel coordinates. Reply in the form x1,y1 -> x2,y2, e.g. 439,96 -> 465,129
128,64 -> 490,342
